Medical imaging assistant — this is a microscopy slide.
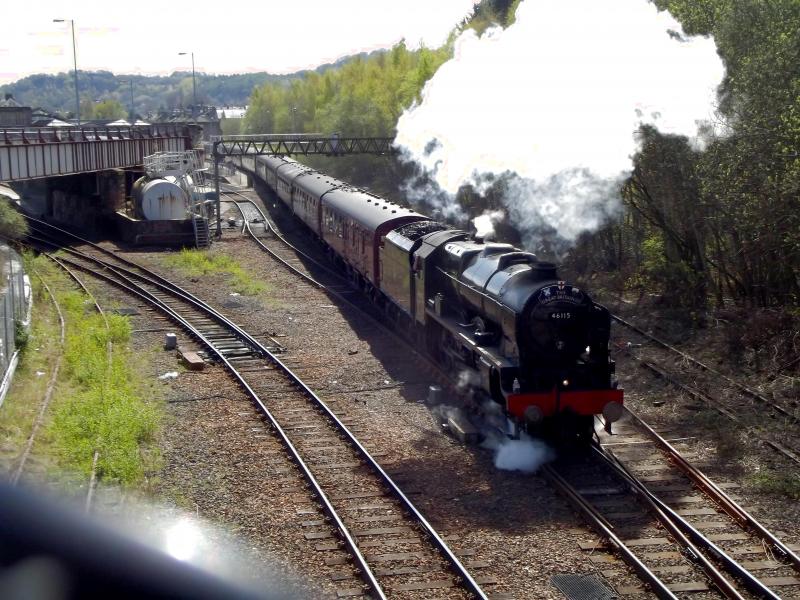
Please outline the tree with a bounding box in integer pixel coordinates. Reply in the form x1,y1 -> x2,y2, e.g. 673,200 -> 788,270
79,98 -> 96,120
220,118 -> 242,136
94,99 -> 126,120
566,0 -> 800,308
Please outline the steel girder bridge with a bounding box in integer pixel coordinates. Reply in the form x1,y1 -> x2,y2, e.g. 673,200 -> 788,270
208,134 -> 397,236
0,125 -> 191,182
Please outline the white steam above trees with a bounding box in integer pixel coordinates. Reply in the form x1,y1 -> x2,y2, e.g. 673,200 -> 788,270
394,0 -> 725,246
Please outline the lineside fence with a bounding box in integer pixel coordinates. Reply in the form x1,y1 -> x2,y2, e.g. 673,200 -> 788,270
0,244 -> 32,407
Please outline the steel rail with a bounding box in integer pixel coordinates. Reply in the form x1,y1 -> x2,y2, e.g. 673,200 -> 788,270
27,221 -> 270,359
43,250 -> 390,600
625,351 -> 800,467
11,273 -> 64,486
46,254 -> 107,327
636,358 -> 800,466
33,230 -> 286,368
611,314 -> 798,424
26,226 -> 488,599
219,182 -> 350,287
218,184 -> 455,390
541,464 -> 678,600
219,170 -> 376,281
44,253 -> 110,514
595,447 -> 781,600
623,406 -> 800,572
589,446 -> 747,600
220,193 -> 326,289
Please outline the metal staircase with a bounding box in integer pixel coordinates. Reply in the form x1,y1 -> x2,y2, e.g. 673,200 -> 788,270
191,208 -> 210,248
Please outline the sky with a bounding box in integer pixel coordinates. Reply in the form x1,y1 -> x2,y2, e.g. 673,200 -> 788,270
0,0 -> 476,85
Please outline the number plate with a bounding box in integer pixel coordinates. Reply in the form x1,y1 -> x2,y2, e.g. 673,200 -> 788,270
550,312 -> 572,320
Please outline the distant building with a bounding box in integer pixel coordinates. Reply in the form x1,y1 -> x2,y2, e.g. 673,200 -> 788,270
216,106 -> 247,120
150,105 -> 221,142
0,94 -> 32,127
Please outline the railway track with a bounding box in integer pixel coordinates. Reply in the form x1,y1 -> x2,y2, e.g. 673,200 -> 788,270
550,411 -> 800,599
613,313 -> 799,422
44,255 -> 110,512
219,183 -> 353,293
610,314 -> 800,467
26,218 -> 490,599
221,176 -> 800,598
10,272 -> 64,486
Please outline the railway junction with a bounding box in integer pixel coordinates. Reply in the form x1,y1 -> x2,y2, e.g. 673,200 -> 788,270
0,130 -> 799,600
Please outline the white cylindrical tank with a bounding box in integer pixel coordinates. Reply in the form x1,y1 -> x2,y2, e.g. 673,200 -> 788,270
132,176 -> 188,220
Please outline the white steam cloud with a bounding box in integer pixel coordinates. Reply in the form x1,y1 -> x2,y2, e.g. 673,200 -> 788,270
482,428 -> 556,473
494,437 -> 555,472
433,395 -> 556,474
395,0 -> 725,244
473,209 -> 506,239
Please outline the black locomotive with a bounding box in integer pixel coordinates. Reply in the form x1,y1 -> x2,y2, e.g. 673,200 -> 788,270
238,154 -> 623,439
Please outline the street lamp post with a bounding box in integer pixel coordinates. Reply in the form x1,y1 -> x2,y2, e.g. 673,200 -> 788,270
178,52 -> 197,119
292,106 -> 297,133
120,79 -> 135,122
53,19 -> 80,126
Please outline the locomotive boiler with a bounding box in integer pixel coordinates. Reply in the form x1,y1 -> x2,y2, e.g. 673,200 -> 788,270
239,154 -> 623,440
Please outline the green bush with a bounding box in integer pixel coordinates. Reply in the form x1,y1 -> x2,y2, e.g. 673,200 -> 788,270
29,255 -> 162,485
0,199 -> 29,240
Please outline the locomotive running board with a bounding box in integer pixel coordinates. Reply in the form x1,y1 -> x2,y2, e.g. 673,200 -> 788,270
425,308 -> 516,373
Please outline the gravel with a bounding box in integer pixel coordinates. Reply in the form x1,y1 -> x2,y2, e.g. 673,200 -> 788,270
108,188 -> 621,599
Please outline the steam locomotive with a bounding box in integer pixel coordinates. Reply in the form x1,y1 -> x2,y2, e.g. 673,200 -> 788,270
237,154 -> 623,440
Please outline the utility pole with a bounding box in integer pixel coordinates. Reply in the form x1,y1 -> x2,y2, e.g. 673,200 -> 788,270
120,79 -> 135,122
54,19 -> 80,125
178,52 -> 197,119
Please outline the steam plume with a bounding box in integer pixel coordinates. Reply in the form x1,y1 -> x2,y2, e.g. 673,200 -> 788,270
395,0 -> 725,245
480,424 -> 555,473
473,209 -> 506,239
433,395 -> 555,474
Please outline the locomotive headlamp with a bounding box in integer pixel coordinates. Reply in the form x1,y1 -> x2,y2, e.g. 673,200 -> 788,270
524,405 -> 544,423
562,379 -> 569,387
602,401 -> 624,423
556,341 -> 565,350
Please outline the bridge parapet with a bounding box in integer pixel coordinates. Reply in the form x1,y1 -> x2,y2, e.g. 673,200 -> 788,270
0,125 -> 192,182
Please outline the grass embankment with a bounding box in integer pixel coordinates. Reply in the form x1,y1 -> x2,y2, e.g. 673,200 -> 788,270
163,248 -> 267,296
0,254 -> 161,487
